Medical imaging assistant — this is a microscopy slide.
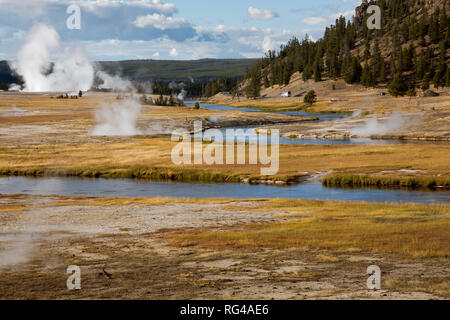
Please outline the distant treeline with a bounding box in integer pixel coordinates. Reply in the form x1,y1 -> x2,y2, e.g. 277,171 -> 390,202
148,78 -> 238,98
96,59 -> 258,82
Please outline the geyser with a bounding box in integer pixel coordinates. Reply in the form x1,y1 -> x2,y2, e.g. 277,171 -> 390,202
10,24 -> 94,92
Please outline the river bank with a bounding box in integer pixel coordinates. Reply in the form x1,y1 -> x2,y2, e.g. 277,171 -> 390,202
1,92 -> 450,189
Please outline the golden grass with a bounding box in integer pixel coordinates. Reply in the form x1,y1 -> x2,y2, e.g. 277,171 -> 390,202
169,200 -> 450,259
384,277 -> 450,299
0,204 -> 26,213
1,138 -> 449,184
47,196 -> 238,207
322,173 -> 450,188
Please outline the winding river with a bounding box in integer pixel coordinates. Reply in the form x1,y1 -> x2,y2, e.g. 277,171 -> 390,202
1,177 -> 449,204
1,101 -> 448,204
185,101 -> 449,146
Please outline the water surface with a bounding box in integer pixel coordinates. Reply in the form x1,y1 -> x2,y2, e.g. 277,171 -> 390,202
1,177 -> 448,204
185,101 -> 449,146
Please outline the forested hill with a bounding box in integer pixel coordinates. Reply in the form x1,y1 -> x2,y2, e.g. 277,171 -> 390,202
241,0 -> 450,98
0,58 -> 258,90
96,59 -> 258,82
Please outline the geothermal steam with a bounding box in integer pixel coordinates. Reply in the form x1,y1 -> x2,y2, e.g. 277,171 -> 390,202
96,71 -> 135,92
10,24 -> 94,92
350,111 -> 419,137
89,71 -> 144,136
90,99 -> 142,136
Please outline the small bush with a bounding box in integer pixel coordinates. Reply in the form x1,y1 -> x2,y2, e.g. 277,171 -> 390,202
304,90 -> 317,106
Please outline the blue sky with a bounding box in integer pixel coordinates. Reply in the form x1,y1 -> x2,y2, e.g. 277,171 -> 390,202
0,0 -> 362,61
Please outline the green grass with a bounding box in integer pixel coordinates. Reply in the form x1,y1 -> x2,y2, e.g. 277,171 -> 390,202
0,167 -> 307,184
322,173 -> 450,189
0,167 -> 242,183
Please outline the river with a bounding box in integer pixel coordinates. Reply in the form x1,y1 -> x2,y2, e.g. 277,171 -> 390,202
1,177 -> 448,204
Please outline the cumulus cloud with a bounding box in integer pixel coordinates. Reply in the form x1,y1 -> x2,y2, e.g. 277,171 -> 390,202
169,48 -> 178,57
133,13 -> 190,30
248,6 -> 279,20
0,0 -> 349,60
0,0 -> 195,42
302,17 -> 328,26
80,0 -> 177,15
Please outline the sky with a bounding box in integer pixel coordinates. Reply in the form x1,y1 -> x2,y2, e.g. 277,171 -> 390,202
0,0 -> 362,61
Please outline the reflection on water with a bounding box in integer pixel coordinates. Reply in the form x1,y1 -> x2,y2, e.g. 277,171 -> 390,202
1,177 -> 449,204
208,127 -> 406,145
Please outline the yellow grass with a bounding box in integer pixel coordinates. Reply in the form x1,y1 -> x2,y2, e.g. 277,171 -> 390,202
47,196 -> 237,207
169,200 -> 450,259
1,139 -> 449,183
0,204 -> 26,213
384,277 -> 450,299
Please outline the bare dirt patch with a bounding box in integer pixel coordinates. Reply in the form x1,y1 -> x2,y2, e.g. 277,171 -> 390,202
0,195 -> 448,300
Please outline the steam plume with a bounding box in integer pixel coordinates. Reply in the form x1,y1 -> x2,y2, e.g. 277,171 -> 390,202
350,111 -> 419,137
9,24 -> 94,92
96,71 -> 134,92
90,99 -> 142,136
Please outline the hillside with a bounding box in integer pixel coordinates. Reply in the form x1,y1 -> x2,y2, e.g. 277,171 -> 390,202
0,58 -> 258,90
240,0 -> 449,98
96,58 -> 258,82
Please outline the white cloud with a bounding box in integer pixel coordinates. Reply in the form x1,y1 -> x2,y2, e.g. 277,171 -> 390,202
343,0 -> 362,5
330,11 -> 354,20
83,37 -> 223,60
0,0 -> 194,42
169,47 -> 178,57
79,0 -> 177,16
302,10 -> 354,26
248,6 -> 279,20
0,0 -> 346,60
302,17 -> 327,26
133,13 -> 189,30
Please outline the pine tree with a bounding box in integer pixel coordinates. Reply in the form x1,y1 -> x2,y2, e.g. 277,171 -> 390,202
344,57 -> 362,84
361,62 -> 374,87
313,58 -> 322,82
445,68 -> 450,87
304,90 -> 317,106
379,60 -> 387,83
406,87 -> 416,97
245,74 -> 261,99
429,10 -> 440,43
422,74 -> 430,91
440,5 -> 448,32
264,74 -> 270,88
388,72 -> 407,96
